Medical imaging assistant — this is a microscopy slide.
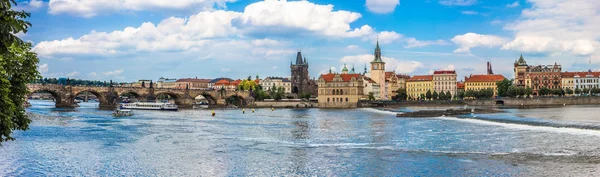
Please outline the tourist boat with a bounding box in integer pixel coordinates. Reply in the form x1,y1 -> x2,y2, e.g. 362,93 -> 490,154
193,102 -> 209,109
120,102 -> 179,111
112,109 -> 134,117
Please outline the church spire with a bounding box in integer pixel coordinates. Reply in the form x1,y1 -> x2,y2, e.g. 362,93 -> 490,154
295,49 -> 303,65
372,38 -> 384,63
364,63 -> 367,74
350,65 -> 355,74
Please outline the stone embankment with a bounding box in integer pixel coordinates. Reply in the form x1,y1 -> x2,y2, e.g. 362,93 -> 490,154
465,97 -> 600,106
250,101 -> 317,108
396,108 -> 504,118
359,100 -> 465,108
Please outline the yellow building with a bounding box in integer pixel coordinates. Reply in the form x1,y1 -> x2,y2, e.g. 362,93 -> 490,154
385,72 -> 399,99
406,75 -> 433,100
464,74 -> 505,96
397,74 -> 410,90
561,72 -> 576,91
318,73 -> 364,108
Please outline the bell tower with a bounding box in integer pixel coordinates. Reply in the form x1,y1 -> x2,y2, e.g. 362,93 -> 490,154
370,39 -> 386,99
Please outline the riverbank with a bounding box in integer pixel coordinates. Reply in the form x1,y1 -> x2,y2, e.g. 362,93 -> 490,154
247,101 -> 317,108
465,96 -> 600,106
396,108 -> 504,118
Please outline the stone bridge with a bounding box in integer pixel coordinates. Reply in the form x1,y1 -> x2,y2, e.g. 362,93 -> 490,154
27,84 -> 253,109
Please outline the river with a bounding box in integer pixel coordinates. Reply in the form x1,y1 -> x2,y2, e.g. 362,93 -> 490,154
2,100 -> 600,176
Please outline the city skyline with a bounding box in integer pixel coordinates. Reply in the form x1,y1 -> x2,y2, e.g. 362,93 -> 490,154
18,0 -> 600,82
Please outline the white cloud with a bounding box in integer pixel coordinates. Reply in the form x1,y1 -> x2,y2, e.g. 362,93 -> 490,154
29,0 -> 43,9
339,54 -> 423,74
376,31 -> 402,44
451,33 -> 508,53
272,66 -> 277,69
405,38 -> 450,48
461,10 -> 478,15
252,38 -> 280,46
439,0 -> 477,6
490,20 -> 503,25
238,0 -> 373,38
38,63 -> 48,73
442,64 -> 456,71
506,1 -> 520,8
33,10 -> 242,57
221,68 -> 231,72
501,0 -> 600,57
346,45 -> 359,50
66,71 -> 79,77
88,72 -> 97,77
102,69 -> 123,76
365,0 -> 400,14
48,0 -> 236,17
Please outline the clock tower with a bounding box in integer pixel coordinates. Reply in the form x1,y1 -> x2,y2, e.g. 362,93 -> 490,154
370,39 -> 386,99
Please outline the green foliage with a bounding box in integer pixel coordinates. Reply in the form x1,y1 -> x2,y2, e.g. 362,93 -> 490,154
539,87 -> 551,96
432,91 -> 439,100
368,92 -> 375,100
525,87 -> 533,97
464,88 -> 494,99
425,90 -> 432,100
1,42 -> 40,144
420,94 -> 425,100
396,88 -> 407,101
575,88 -> 582,94
446,91 -> 452,100
565,88 -> 574,95
496,79 -> 512,97
238,80 -> 259,91
0,0 -> 31,54
457,90 -> 465,100
438,91 -> 446,100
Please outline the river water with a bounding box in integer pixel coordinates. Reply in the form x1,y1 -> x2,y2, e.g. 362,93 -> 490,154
2,100 -> 600,176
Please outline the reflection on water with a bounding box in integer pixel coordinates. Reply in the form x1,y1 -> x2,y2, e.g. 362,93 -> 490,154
2,100 -> 600,176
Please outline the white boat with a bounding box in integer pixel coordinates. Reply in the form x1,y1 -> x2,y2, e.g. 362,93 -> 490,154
74,99 -> 82,103
113,109 -> 134,117
120,102 -> 179,111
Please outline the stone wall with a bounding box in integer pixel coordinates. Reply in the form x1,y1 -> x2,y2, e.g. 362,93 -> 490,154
251,101 -> 317,108
358,100 -> 465,108
465,96 -> 600,106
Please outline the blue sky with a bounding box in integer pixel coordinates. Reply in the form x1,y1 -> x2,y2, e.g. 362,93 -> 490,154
17,0 -> 600,82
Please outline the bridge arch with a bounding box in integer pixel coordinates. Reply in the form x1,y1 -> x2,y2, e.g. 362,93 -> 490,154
29,89 -> 63,105
74,90 -> 108,105
155,91 -> 184,106
225,95 -> 247,106
119,90 -> 144,101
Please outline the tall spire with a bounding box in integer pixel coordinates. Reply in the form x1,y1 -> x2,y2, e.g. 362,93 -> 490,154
351,64 -> 355,74
304,57 -> 307,65
295,49 -> 303,65
329,65 -> 332,74
364,63 -> 367,74
372,38 -> 384,63
342,64 -> 349,74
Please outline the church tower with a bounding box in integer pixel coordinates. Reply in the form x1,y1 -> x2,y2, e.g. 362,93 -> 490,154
370,39 -> 386,99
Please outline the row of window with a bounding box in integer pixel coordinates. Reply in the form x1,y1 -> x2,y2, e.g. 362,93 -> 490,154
466,83 -> 495,86
327,97 -> 349,102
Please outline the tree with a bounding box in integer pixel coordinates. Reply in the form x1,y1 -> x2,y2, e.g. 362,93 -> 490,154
432,91 -> 439,100
396,88 -> 407,101
0,0 -> 31,54
425,90 -> 432,100
420,94 -> 425,100
566,88 -> 574,95
446,91 -> 452,100
1,42 -> 40,144
496,79 -> 512,97
575,88 -> 582,95
457,90 -> 465,100
438,91 -> 446,101
525,87 -> 533,98
368,92 -> 375,100
506,86 -> 516,98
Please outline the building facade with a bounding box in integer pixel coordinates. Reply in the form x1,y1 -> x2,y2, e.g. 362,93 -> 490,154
406,75 -> 433,100
433,70 -> 457,98
385,72 -> 399,99
573,72 -> 600,90
561,72 -> 576,91
317,73 -> 364,108
175,78 -> 211,89
465,74 -> 506,97
397,74 -> 410,90
132,79 -> 152,87
514,55 -> 562,95
157,77 -> 178,88
260,77 -> 292,93
363,77 -> 381,100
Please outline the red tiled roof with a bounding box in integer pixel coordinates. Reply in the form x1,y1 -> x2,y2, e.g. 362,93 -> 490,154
562,72 -> 600,78
363,76 -> 377,84
457,82 -> 465,89
407,75 -> 433,82
214,79 -> 230,86
385,72 -> 396,78
433,70 -> 456,75
320,73 -> 361,82
465,74 -> 505,82
231,79 -> 242,86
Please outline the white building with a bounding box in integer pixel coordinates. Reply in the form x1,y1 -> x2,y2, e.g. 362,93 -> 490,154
363,77 -> 381,100
433,70 -> 458,98
574,73 -> 600,90
260,77 -> 292,93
